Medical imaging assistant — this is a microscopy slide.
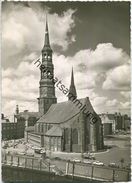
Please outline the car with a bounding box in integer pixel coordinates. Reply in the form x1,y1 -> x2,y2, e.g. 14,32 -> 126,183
40,150 -> 46,154
108,163 -> 119,168
83,153 -> 95,160
83,160 -> 92,164
72,159 -> 81,163
82,153 -> 90,159
93,161 -> 104,166
54,157 -> 61,161
34,148 -> 42,154
26,152 -> 34,157
18,152 -> 26,156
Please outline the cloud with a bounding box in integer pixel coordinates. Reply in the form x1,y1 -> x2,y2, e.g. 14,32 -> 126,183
120,101 -> 131,109
2,98 -> 38,121
2,3 -> 76,68
120,91 -> 130,99
92,96 -> 107,106
2,42 -> 131,118
89,43 -> 130,71
106,99 -> 119,107
103,64 -> 130,91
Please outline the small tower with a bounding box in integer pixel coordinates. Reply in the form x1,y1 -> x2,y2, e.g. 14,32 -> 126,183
16,105 -> 19,115
38,17 -> 57,115
68,67 -> 77,100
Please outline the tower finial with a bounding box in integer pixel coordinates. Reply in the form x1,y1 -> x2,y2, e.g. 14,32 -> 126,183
68,67 -> 77,101
45,12 -> 48,32
43,13 -> 51,49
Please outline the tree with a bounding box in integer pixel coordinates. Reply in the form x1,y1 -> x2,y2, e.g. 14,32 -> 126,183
120,158 -> 125,168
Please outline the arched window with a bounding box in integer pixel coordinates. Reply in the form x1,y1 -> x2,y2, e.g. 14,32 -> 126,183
38,123 -> 40,133
44,53 -> 47,59
72,129 -> 78,144
40,123 -> 43,133
65,128 -> 69,144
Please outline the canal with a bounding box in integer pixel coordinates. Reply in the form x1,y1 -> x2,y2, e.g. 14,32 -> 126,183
2,165 -> 102,183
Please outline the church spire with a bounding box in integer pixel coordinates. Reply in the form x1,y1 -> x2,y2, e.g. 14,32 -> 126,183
68,67 -> 77,101
39,15 -> 57,115
43,16 -> 51,50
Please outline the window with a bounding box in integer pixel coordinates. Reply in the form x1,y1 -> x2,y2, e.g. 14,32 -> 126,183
65,128 -> 69,144
41,123 -> 43,133
72,129 -> 78,144
44,53 -> 47,59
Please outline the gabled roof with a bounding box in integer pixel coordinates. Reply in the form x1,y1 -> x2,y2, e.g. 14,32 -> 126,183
45,125 -> 62,137
37,97 -> 96,124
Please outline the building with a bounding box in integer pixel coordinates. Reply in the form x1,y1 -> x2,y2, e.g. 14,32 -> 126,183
115,113 -> 131,131
15,108 -> 41,139
122,114 -> 131,130
2,104 -> 41,140
100,113 -> 131,135
99,114 -> 113,136
25,18 -> 104,153
2,114 -> 17,140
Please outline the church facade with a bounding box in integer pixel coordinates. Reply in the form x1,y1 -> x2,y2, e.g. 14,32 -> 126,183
25,19 -> 104,153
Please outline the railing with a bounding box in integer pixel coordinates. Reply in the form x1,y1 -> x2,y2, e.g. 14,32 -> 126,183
2,153 -> 130,182
65,161 -> 130,182
2,153 -> 64,176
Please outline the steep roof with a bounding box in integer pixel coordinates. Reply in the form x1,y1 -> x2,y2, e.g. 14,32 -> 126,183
37,97 -> 96,124
45,125 -> 62,137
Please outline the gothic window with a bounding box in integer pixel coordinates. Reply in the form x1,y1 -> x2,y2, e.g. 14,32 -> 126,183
72,128 -> 78,144
48,124 -> 51,130
41,71 -> 44,79
38,123 -> 40,133
34,124 -> 37,132
48,55 -> 51,60
65,128 -> 69,144
41,123 -> 43,133
44,53 -> 47,59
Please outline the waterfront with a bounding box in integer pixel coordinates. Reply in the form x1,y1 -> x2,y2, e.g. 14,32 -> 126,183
2,165 -> 103,183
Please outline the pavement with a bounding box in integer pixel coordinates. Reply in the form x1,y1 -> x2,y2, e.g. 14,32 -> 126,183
2,134 -> 131,168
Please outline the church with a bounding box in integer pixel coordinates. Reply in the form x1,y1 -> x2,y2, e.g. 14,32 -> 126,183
25,19 -> 104,153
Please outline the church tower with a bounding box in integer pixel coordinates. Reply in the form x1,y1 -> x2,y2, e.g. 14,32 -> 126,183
38,18 -> 57,115
68,67 -> 77,100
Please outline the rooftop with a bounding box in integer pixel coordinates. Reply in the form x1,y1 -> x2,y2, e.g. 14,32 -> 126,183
37,97 -> 96,124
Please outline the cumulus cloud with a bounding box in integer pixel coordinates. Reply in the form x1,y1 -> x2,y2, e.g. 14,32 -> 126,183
120,101 -> 131,109
2,42 -> 131,117
92,96 -> 107,106
106,99 -> 119,107
89,43 -> 130,71
103,64 -> 130,91
120,91 -> 131,99
2,3 -> 130,117
2,3 -> 76,68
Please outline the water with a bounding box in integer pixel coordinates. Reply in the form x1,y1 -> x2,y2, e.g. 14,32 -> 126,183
2,165 -> 102,183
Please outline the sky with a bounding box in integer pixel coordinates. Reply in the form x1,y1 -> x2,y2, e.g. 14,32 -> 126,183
2,1 -> 131,120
